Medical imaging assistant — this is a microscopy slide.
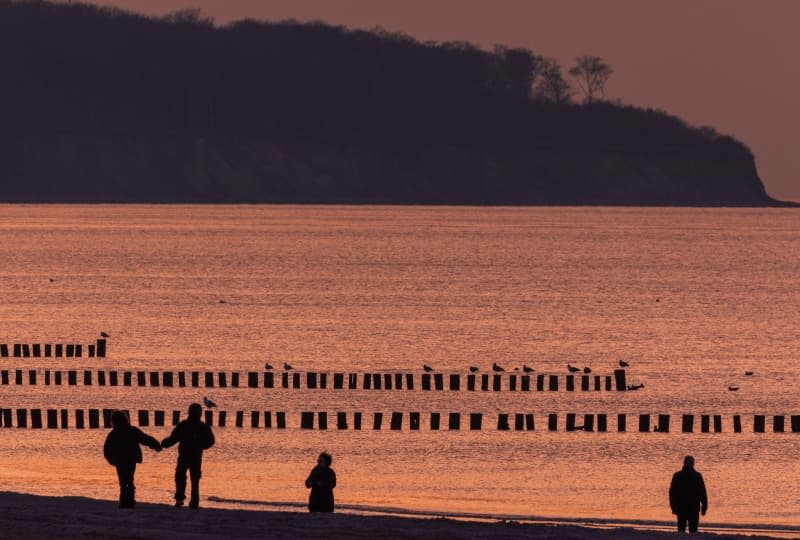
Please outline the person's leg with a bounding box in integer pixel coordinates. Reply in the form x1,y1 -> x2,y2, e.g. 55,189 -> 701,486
115,465 -> 126,507
126,463 -> 137,507
117,463 -> 136,508
188,458 -> 202,508
174,456 -> 189,505
688,511 -> 700,533
677,513 -> 688,532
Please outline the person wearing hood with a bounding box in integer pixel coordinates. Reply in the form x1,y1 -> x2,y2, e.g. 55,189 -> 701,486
161,403 -> 215,508
103,410 -> 161,508
669,455 -> 709,533
305,451 -> 336,512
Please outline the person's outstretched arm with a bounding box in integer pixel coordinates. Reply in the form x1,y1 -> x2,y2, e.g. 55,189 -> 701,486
135,428 -> 162,451
161,424 -> 181,448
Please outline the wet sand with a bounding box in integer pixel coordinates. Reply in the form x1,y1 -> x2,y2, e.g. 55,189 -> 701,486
0,492 -> 784,540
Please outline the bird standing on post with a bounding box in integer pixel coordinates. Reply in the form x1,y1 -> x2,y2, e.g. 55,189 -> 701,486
492,363 -> 504,372
423,364 -> 434,372
203,397 -> 217,408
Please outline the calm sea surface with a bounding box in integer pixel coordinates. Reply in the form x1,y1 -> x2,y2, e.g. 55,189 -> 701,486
0,205 -> 799,529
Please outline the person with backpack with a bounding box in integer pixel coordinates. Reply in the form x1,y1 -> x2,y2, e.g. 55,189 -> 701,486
161,403 -> 215,508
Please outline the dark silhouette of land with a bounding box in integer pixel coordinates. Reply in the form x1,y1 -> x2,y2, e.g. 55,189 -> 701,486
0,1 -> 786,205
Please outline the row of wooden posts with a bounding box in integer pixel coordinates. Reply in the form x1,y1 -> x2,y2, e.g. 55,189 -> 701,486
1,409 -> 798,433
0,368 -> 628,392
0,340 -> 107,358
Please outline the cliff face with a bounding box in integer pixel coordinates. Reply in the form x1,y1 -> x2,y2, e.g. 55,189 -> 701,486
0,136 -> 772,205
0,1 -> 780,205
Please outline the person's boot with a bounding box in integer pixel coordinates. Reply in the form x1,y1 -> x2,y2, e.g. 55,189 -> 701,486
189,482 -> 200,508
174,499 -> 185,508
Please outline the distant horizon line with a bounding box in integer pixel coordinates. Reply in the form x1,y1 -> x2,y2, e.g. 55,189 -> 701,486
0,202 -> 796,208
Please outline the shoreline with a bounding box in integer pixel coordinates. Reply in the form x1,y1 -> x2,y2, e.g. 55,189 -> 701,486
207,496 -> 800,538
0,201 -> 796,207
0,491 -> 792,540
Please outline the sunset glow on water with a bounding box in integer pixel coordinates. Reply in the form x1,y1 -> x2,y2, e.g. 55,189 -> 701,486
1,205 -> 799,527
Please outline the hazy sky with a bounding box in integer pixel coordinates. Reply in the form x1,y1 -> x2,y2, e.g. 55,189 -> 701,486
86,0 -> 799,200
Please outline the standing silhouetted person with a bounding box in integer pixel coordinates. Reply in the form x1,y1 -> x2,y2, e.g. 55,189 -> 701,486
669,455 -> 708,533
161,403 -> 215,508
103,410 -> 161,508
305,452 -> 336,512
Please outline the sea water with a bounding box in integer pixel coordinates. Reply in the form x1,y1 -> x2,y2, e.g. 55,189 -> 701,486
0,205 -> 798,530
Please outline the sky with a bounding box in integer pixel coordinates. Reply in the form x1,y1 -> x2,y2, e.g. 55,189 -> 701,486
85,0 -> 799,200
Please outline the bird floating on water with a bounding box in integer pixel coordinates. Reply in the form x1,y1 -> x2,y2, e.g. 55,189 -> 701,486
492,362 -> 505,372
523,365 -> 534,373
744,371 -> 753,376
203,397 -> 217,408
264,363 -> 273,370
728,386 -> 740,391
469,366 -> 478,373
284,362 -> 294,370
423,364 -> 434,372
583,367 -> 592,374
100,331 -> 110,338
619,360 -> 630,368
567,364 -> 580,373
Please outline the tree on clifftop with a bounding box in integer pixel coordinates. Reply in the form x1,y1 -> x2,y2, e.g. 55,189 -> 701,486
569,55 -> 613,103
534,57 -> 572,104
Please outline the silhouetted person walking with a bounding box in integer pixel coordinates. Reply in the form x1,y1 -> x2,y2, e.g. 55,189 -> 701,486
305,452 -> 336,512
161,403 -> 215,508
103,410 -> 161,508
669,455 -> 708,533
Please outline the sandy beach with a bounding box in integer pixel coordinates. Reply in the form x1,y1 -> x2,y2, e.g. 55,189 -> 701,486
0,491 -> 787,540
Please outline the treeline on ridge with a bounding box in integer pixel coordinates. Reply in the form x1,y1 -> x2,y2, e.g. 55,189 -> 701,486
0,0 -> 748,159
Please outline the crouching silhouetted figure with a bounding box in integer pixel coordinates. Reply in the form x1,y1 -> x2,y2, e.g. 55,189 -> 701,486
305,452 -> 336,512
161,403 -> 215,508
669,455 -> 708,533
103,410 -> 161,508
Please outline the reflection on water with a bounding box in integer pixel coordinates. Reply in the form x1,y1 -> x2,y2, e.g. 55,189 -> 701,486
0,205 -> 798,526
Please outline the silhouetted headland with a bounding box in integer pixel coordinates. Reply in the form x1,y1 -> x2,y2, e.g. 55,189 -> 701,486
0,1 -> 789,206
